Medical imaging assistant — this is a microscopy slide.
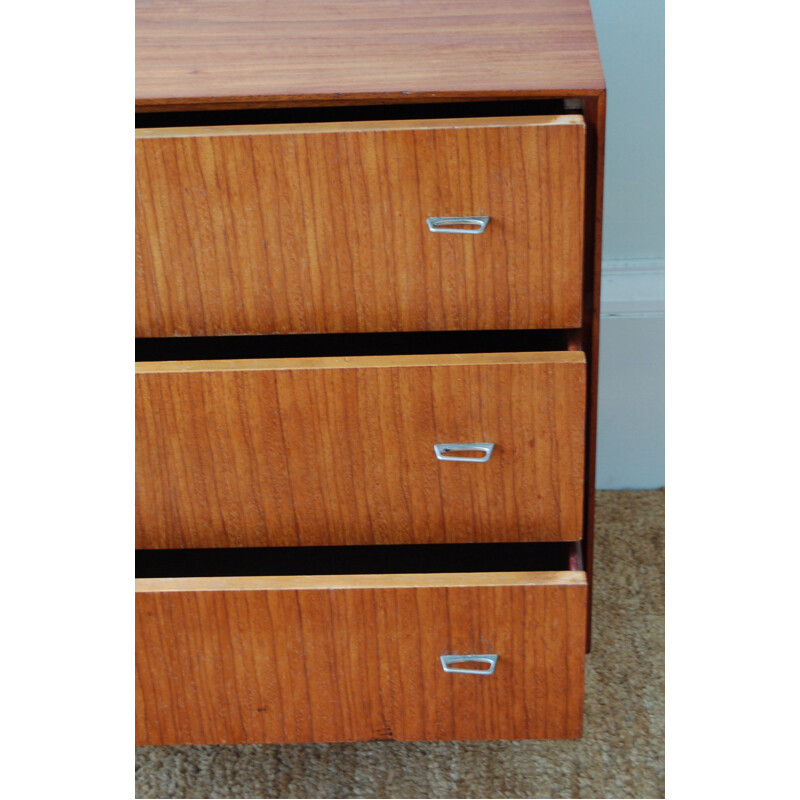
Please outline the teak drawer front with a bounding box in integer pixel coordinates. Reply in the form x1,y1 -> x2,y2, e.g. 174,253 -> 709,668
135,115 -> 585,337
136,570 -> 587,744
136,352 -> 586,549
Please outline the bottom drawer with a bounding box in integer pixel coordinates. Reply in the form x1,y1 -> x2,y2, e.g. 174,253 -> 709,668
136,543 -> 587,744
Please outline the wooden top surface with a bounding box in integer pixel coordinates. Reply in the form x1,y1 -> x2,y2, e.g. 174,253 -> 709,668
136,0 -> 605,110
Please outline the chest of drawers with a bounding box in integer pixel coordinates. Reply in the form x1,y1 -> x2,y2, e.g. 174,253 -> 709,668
135,0 -> 605,745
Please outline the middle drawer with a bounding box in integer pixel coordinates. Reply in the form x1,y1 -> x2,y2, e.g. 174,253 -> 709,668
136,351 -> 586,549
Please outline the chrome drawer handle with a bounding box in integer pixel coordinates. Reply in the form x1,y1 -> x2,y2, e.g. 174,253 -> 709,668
426,216 -> 490,234
440,654 -> 498,675
434,443 -> 494,462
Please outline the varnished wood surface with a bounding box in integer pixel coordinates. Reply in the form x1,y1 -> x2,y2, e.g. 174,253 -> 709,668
135,352 -> 586,549
580,93 -> 606,651
136,115 -> 579,139
135,116 -> 585,337
135,350 -> 585,374
135,0 -> 605,111
135,569 -> 587,594
135,575 -> 587,744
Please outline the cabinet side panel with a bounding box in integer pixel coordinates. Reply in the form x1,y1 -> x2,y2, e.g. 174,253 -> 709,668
580,93 -> 606,651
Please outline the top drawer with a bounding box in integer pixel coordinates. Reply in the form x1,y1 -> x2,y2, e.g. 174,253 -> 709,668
136,115 -> 585,337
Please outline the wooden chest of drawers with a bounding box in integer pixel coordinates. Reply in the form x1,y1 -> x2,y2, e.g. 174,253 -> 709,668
135,0 -> 605,745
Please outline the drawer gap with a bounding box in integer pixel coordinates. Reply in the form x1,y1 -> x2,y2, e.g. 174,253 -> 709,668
137,541 -> 582,579
136,329 -> 577,363
136,99 -> 570,129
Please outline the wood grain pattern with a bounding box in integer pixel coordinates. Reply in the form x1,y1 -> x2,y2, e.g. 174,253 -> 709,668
135,0 -> 605,111
135,116 -> 585,337
135,570 -> 588,594
580,93 -> 607,651
135,350 -> 585,374
135,573 -> 587,744
135,352 -> 586,549
136,116 -> 578,139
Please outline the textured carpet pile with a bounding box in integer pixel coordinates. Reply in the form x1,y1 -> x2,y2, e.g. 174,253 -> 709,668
136,489 -> 665,799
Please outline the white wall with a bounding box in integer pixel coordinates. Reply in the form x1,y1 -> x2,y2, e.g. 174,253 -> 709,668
591,0 -> 664,488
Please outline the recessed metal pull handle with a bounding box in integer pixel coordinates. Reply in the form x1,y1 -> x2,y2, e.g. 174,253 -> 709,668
434,443 -> 494,462
426,216 -> 490,234
440,654 -> 498,675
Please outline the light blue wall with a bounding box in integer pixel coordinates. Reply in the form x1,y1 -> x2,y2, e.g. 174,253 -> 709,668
591,0 -> 665,259
590,0 -> 665,488
597,316 -> 665,489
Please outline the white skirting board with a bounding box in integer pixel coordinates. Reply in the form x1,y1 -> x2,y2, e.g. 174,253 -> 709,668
596,260 -> 664,489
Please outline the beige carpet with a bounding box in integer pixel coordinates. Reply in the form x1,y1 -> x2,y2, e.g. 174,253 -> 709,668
136,489 -> 665,799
